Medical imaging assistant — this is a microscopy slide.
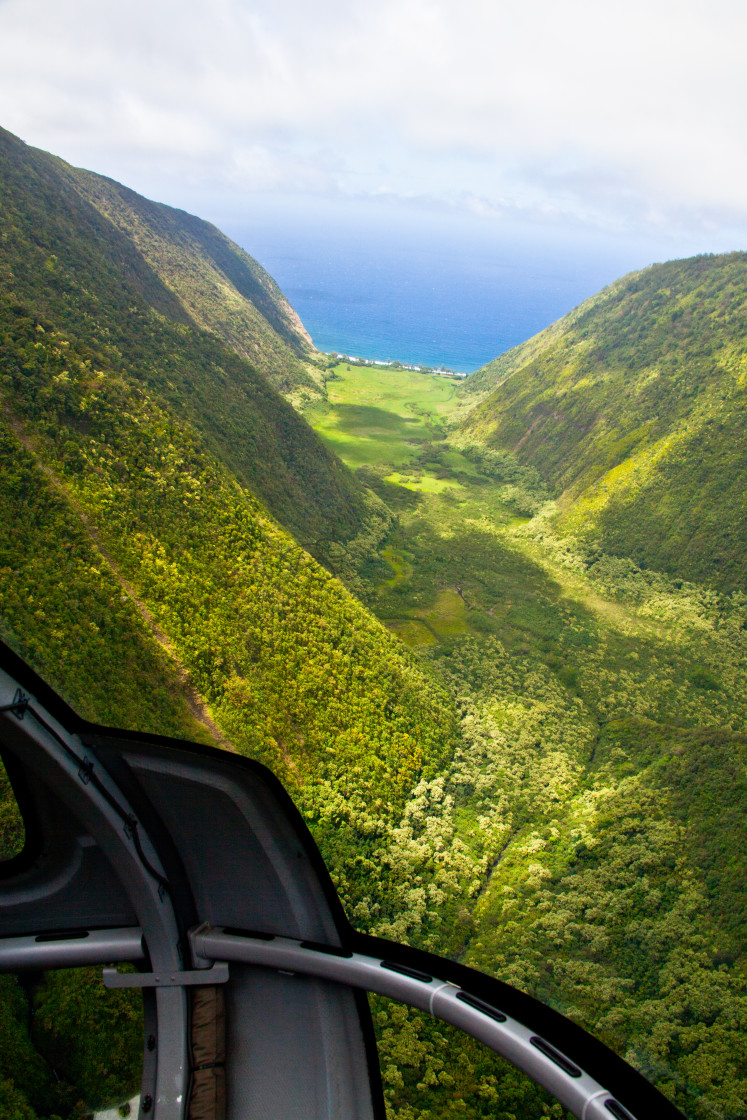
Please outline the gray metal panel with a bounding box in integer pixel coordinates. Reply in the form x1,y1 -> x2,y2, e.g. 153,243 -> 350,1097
0,836 -> 139,934
124,750 -> 340,943
119,748 -> 378,1120
0,670 -> 190,1120
0,674 -> 381,1120
226,967 -> 376,1120
0,927 -> 144,970
0,781 -> 138,934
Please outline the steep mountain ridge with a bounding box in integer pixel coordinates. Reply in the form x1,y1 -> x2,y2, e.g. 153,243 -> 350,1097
0,304 -> 456,795
62,162 -> 324,403
0,125 -> 366,543
0,306 -> 463,1120
460,253 -> 747,591
0,124 -> 459,947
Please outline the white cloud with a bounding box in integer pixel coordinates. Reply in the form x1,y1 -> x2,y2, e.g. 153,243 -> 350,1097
0,0 -> 745,237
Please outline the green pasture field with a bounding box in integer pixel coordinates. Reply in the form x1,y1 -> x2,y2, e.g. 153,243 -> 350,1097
306,363 -> 471,469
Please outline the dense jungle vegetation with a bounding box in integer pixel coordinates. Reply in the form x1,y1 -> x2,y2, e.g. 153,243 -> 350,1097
0,126 -> 368,545
306,360 -> 747,1120
461,253 -> 747,592
0,128 -> 745,1120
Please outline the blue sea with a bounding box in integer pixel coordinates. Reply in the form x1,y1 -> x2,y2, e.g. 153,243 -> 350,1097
224,199 -> 686,374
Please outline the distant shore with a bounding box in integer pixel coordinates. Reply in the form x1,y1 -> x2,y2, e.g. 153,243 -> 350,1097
328,351 -> 469,378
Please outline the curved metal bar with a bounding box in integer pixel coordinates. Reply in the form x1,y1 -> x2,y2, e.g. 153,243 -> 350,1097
191,926 -> 636,1120
0,926 -> 145,971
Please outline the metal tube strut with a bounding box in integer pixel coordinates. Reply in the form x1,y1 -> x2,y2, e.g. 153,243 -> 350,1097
191,926 -> 636,1120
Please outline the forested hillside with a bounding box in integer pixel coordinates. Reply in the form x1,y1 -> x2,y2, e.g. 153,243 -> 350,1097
0,128 -> 745,1120
62,161 -> 324,404
0,136 -> 460,1120
0,126 -> 371,544
306,359 -> 747,1120
460,254 -> 747,591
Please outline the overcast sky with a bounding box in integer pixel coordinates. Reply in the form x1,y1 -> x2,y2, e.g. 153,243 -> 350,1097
1,0 -> 745,252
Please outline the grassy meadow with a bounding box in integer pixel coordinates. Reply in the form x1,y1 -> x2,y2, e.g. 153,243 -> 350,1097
306,363 -> 469,467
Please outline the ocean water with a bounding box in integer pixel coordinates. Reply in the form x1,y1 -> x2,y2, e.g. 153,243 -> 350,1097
225,202 -> 675,374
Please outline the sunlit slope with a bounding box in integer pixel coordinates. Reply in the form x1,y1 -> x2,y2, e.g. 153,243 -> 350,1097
306,359 -> 747,1119
0,305 -> 458,808
461,254 -> 747,590
0,426 -> 214,742
63,162 -> 324,403
0,125 -> 368,543
0,308 -> 461,1120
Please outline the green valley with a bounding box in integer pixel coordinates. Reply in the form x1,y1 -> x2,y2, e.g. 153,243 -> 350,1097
306,361 -> 467,468
0,127 -> 745,1120
304,357 -> 747,1120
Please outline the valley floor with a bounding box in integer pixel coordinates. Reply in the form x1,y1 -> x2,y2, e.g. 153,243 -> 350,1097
306,362 -> 747,1120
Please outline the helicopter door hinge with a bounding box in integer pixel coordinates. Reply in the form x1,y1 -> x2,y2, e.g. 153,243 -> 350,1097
103,962 -> 229,988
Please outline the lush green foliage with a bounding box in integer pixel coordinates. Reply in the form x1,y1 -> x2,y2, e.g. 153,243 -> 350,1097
0,125 -> 371,545
305,361 -> 468,468
65,162 -> 324,404
0,969 -> 142,1120
0,446 -> 454,1115
1,134 -> 745,1120
461,254 -> 747,591
0,300 -> 459,792
0,761 -> 24,862
0,420 -> 211,735
0,131 -> 459,1118
305,359 -> 747,1119
0,286 -> 460,1119
32,967 -> 143,1112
